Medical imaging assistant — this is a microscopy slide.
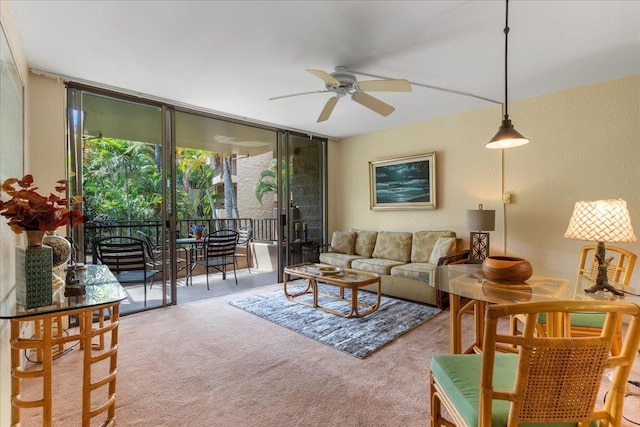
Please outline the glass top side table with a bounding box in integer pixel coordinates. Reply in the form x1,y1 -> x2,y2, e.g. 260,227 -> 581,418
1,264 -> 127,426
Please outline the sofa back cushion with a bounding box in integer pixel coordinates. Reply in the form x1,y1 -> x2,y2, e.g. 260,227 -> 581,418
411,231 -> 457,263
428,237 -> 457,264
372,231 -> 413,262
331,231 -> 356,254
353,230 -> 378,257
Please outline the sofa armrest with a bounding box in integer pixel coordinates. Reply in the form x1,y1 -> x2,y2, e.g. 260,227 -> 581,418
317,243 -> 332,254
435,250 -> 470,309
437,250 -> 470,266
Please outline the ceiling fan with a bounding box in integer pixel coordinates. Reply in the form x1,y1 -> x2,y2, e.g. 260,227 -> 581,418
269,66 -> 412,122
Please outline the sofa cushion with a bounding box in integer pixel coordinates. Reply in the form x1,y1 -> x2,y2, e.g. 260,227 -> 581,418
428,237 -> 457,265
411,231 -> 457,263
390,263 -> 436,284
318,252 -> 365,269
353,230 -> 378,257
371,231 -> 413,262
351,258 -> 405,275
330,231 -> 356,254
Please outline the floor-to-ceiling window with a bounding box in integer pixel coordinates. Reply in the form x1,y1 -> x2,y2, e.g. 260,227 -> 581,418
68,86 -> 328,313
68,88 -> 168,314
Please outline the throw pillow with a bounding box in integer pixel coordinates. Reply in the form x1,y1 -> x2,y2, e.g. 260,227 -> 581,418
411,231 -> 457,263
428,237 -> 457,265
330,231 -> 356,255
372,231 -> 413,262
354,230 -> 378,257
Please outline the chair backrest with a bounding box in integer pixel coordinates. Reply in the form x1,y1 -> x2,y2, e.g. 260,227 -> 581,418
479,300 -> 640,426
236,226 -> 252,245
578,245 -> 637,286
203,230 -> 238,259
94,236 -> 151,274
136,230 -> 157,258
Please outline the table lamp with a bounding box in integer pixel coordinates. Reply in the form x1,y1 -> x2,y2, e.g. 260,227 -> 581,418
467,204 -> 496,260
564,199 -> 636,295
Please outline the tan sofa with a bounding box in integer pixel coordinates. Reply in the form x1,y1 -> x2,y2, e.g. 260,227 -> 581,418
318,229 -> 468,308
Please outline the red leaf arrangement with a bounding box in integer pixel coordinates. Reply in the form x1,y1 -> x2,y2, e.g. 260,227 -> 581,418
0,174 -> 88,234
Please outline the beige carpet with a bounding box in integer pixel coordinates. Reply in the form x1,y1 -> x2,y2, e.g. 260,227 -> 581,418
18,283 -> 640,426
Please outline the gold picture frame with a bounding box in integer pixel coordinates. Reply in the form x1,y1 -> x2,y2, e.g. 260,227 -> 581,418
369,152 -> 436,210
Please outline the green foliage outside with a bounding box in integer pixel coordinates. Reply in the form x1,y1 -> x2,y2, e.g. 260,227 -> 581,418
82,137 -> 237,224
254,159 -> 293,205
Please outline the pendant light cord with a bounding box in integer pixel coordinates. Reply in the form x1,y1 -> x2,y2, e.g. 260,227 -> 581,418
503,0 -> 510,119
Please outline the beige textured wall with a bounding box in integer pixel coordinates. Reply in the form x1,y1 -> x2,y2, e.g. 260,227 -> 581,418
237,151 -> 276,219
27,73 -> 66,192
329,74 -> 640,287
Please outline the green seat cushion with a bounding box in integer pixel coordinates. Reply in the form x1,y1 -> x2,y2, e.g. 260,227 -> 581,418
431,354 -> 592,427
537,312 -> 605,328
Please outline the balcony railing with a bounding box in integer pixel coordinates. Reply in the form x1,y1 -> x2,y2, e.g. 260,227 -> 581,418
83,217 -> 278,258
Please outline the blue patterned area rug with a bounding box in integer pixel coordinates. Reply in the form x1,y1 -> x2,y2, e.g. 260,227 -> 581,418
228,284 -> 441,358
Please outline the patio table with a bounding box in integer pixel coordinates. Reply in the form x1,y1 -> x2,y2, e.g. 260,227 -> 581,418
176,237 -> 206,286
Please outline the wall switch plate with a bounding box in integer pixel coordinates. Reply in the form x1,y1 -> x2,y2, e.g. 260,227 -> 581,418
503,194 -> 512,204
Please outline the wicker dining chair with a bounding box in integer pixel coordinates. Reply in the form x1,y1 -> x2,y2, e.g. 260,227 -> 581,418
568,245 -> 637,354
431,300 -> 640,427
511,245 -> 637,354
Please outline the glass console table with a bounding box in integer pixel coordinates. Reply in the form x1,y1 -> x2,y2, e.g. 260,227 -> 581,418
0,264 -> 127,426
435,264 -> 640,354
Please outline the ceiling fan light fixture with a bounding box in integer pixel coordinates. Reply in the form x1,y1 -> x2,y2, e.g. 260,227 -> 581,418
271,66 -> 410,122
485,116 -> 529,149
486,0 -> 529,150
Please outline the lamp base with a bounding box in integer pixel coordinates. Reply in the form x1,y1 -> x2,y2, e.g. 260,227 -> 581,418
470,232 -> 490,260
584,241 -> 624,296
584,281 -> 624,296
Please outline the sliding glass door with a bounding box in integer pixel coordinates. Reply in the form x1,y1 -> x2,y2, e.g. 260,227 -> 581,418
277,132 -> 327,279
68,88 -> 170,313
68,86 -> 328,312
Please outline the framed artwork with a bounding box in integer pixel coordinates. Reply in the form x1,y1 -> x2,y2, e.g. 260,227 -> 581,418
369,152 -> 436,210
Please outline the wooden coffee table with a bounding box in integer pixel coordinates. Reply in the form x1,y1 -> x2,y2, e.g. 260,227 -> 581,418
283,263 -> 381,318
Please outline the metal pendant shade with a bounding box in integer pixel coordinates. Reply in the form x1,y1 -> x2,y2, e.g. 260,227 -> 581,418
487,117 -> 529,149
486,0 -> 530,149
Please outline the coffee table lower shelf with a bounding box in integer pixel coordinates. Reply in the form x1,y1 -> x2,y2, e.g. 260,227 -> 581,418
283,263 -> 381,318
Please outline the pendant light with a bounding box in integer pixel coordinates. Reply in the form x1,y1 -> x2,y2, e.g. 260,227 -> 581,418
485,0 -> 529,149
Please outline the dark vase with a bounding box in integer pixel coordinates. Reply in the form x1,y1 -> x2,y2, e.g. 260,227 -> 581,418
16,230 -> 53,308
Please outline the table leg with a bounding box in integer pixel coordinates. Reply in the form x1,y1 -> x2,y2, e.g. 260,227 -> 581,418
346,280 -> 381,318
283,272 -> 313,300
474,301 -> 487,352
449,295 -> 486,354
10,316 -> 54,426
449,294 -> 462,354
81,303 -> 119,426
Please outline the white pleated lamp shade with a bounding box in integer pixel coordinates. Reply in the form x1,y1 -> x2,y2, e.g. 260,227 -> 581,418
564,199 -> 636,243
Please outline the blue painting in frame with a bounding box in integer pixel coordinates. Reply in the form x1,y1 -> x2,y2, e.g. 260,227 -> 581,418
369,152 -> 436,210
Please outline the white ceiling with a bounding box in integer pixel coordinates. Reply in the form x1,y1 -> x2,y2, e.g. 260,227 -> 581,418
8,0 -> 640,140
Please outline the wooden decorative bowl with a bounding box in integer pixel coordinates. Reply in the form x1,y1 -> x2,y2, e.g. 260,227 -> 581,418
481,256 -> 533,283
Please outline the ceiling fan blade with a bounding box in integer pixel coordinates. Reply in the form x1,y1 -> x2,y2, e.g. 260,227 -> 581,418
357,79 -> 412,92
306,69 -> 340,85
269,90 -> 328,101
352,92 -> 395,117
317,97 -> 339,122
